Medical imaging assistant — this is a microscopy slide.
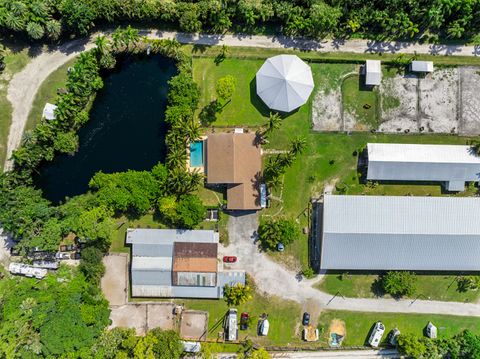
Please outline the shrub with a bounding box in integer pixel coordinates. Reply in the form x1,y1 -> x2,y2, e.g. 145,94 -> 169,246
223,283 -> 253,306
382,271 -> 417,297
258,218 -> 301,250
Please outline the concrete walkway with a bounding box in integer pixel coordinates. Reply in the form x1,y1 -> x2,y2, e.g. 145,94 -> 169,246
223,212 -> 480,317
4,30 -> 480,171
271,349 -> 400,358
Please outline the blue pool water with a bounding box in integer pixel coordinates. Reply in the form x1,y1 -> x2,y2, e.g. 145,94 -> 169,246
190,141 -> 204,167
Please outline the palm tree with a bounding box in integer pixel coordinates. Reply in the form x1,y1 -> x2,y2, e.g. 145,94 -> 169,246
289,136 -> 307,157
123,25 -> 140,51
162,38 -> 181,57
185,119 -> 201,141
45,19 -> 61,40
95,35 -> 110,57
263,112 -> 281,137
111,27 -> 124,51
21,131 -> 36,146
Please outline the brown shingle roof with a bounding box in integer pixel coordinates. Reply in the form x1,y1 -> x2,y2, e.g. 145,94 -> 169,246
173,257 -> 218,273
206,133 -> 262,210
173,242 -> 217,259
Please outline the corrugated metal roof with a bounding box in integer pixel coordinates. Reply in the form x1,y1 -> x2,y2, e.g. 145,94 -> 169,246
173,242 -> 217,258
411,60 -> 434,72
132,270 -> 172,286
132,284 -> 221,298
367,143 -> 480,186
321,195 -> 480,270
126,228 -> 219,244
131,256 -> 172,271
132,243 -> 173,257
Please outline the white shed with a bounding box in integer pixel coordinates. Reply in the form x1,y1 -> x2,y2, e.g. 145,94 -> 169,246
42,103 -> 58,120
426,322 -> 437,339
365,60 -> 381,86
411,60 -> 434,73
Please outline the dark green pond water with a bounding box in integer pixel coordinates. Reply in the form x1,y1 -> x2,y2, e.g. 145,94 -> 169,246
35,54 -> 176,203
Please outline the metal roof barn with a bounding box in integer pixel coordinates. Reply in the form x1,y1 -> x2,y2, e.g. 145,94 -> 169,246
365,60 -> 382,86
366,143 -> 480,191
256,55 -> 314,113
320,194 -> 480,271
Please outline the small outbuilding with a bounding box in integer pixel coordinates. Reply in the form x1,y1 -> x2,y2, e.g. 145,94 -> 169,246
426,322 -> 437,339
42,103 -> 57,120
411,60 -> 434,73
365,60 -> 382,86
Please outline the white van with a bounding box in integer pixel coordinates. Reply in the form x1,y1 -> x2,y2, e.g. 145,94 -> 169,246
368,321 -> 385,348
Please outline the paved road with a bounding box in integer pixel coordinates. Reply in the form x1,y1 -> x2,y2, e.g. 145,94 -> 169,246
224,212 -> 480,317
4,30 -> 480,171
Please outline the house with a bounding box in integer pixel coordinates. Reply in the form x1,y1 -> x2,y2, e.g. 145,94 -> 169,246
42,103 -> 57,120
206,132 -> 262,210
411,60 -> 434,73
366,143 -> 480,191
319,194 -> 480,271
365,60 -> 381,86
126,228 -> 245,298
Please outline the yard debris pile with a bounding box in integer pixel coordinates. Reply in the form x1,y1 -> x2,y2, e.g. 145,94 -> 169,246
328,319 -> 346,347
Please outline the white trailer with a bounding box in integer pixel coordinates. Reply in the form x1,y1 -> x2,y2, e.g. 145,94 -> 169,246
9,262 -> 47,279
368,321 -> 385,348
224,309 -> 238,341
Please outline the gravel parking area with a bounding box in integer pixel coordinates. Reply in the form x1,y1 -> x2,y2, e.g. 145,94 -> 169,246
312,89 -> 342,131
147,303 -> 176,330
459,67 -> 480,135
180,310 -> 209,341
101,254 -> 128,306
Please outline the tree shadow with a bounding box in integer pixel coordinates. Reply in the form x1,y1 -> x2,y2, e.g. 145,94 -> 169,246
199,101 -> 218,126
371,276 -> 386,298
192,44 -> 208,54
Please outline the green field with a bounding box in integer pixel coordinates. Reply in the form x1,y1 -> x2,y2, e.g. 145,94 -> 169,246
317,310 -> 480,347
25,57 -> 77,133
0,46 -> 31,168
342,74 -> 379,129
316,273 -> 480,302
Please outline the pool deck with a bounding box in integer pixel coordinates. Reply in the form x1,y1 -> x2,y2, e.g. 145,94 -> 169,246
186,136 -> 207,174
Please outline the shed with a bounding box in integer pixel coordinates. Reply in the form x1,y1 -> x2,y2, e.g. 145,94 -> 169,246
320,194 -> 480,271
411,60 -> 434,73
42,103 -> 57,120
365,60 -> 382,86
366,143 -> 480,191
426,322 -> 437,339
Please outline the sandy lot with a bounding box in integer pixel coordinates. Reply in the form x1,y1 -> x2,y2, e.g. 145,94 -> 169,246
147,303 -> 176,330
459,67 -> 480,135
101,254 -> 128,306
418,68 -> 458,133
378,74 -> 418,133
109,304 -> 147,335
312,89 -> 343,131
180,310 -> 209,341
313,66 -> 480,135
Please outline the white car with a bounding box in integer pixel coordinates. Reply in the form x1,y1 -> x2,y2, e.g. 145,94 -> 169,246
368,321 -> 385,348
55,252 -> 71,260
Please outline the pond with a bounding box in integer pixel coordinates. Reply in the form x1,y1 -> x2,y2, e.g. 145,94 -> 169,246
35,54 -> 177,203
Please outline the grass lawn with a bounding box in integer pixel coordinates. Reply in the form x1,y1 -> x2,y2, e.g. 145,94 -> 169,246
181,290 -> 306,347
342,74 -> 379,129
25,57 -> 77,133
316,273 -> 480,303
0,46 -> 31,168
317,310 -> 480,347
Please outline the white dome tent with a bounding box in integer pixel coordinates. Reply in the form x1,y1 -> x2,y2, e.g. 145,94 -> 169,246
256,55 -> 314,113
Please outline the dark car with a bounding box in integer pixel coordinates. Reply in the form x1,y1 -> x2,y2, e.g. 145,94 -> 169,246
240,312 -> 249,330
302,312 -> 310,326
223,256 -> 237,263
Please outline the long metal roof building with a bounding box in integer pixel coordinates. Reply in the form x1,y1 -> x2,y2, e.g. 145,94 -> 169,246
320,194 -> 480,271
367,143 -> 480,191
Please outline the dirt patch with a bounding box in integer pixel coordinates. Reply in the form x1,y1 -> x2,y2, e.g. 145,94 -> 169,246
312,89 -> 342,131
459,67 -> 480,135
329,319 -> 346,336
147,303 -> 176,331
109,304 -> 147,335
379,74 -> 418,133
418,68 -> 458,133
101,254 -> 128,306
180,310 -> 209,341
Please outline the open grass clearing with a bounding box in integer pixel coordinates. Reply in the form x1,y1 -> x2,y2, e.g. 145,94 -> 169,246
25,57 -> 77,133
0,46 -> 31,168
316,273 -> 480,303
317,310 -> 480,347
342,74 -> 379,130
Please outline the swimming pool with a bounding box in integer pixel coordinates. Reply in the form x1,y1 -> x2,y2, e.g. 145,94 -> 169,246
190,141 -> 204,167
